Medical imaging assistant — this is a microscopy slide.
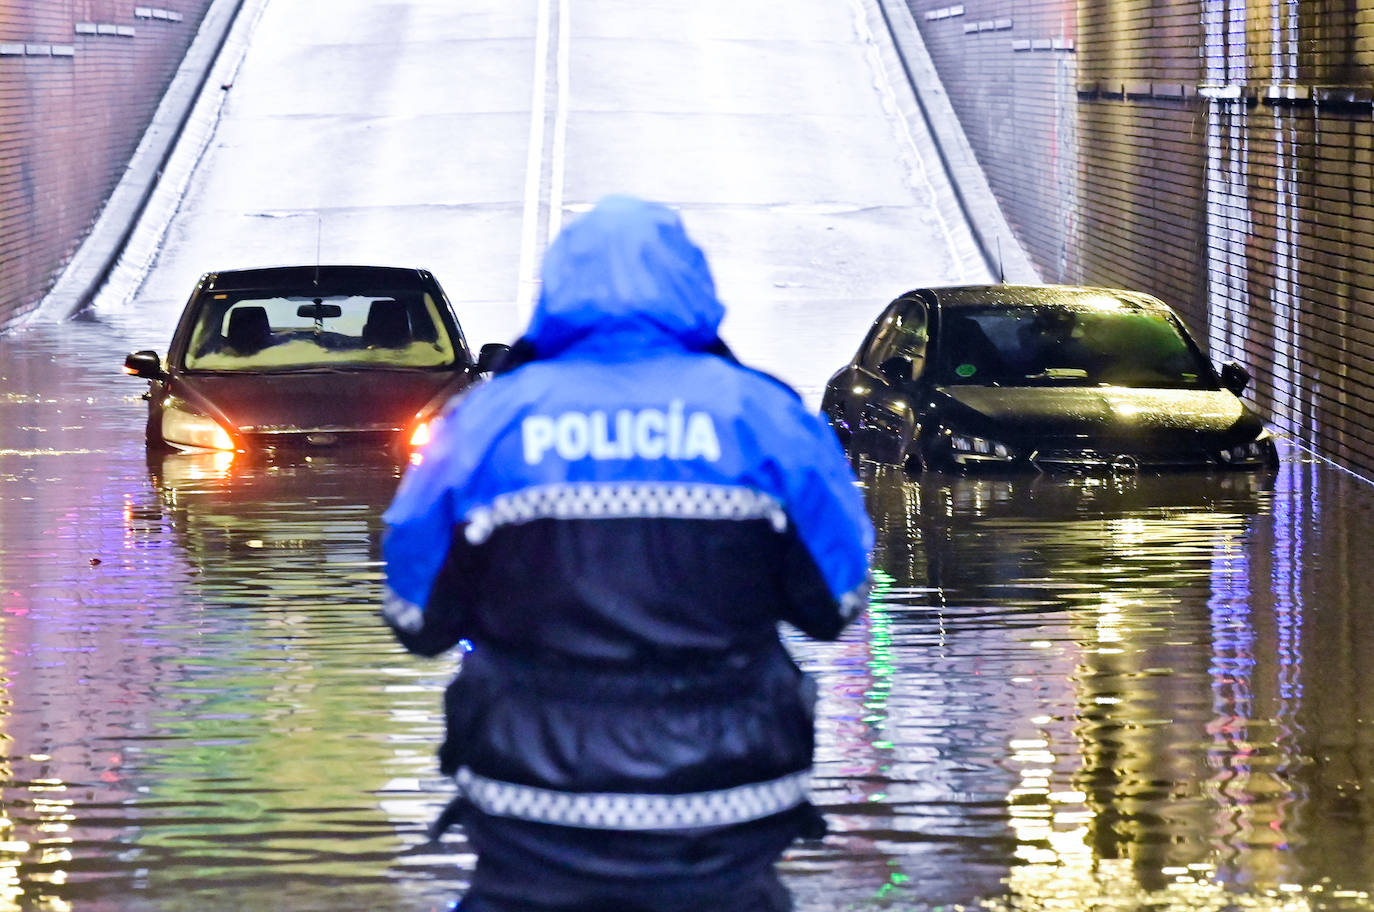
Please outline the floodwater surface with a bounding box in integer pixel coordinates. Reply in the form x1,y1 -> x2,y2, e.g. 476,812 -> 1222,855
2,321 -> 1373,912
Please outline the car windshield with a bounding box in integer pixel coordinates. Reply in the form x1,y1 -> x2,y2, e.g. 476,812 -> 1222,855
935,303 -> 1215,388
182,290 -> 457,371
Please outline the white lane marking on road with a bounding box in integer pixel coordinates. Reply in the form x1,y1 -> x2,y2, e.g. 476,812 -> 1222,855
516,0 -> 570,322
547,0 -> 571,246
516,0 -> 552,321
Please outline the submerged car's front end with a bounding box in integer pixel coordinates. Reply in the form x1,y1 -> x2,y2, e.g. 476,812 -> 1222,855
922,384 -> 1278,473
125,355 -> 468,461
173,369 -> 462,457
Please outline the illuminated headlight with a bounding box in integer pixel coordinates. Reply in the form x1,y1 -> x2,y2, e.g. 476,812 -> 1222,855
949,432 -> 1013,460
407,413 -> 449,465
162,405 -> 235,451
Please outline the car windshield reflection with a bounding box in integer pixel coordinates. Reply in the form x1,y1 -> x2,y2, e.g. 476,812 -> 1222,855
184,290 -> 457,371
937,304 -> 1216,389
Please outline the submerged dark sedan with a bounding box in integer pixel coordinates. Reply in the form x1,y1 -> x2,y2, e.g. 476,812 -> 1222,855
123,265 -> 507,458
821,284 -> 1278,473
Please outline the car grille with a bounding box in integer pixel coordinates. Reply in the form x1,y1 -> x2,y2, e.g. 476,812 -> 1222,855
243,428 -> 399,451
1030,447 -> 1210,472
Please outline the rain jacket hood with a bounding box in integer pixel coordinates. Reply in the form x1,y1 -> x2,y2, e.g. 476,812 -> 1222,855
527,195 -> 725,358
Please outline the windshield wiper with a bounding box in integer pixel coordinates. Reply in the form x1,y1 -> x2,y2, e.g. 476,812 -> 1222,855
1022,367 -> 1090,382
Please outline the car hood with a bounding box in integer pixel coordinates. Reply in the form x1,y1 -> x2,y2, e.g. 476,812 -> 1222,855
175,370 -> 458,432
939,385 -> 1258,442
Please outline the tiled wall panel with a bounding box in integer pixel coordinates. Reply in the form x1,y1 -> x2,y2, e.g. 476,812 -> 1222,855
906,0 -> 1374,478
0,1 -> 214,328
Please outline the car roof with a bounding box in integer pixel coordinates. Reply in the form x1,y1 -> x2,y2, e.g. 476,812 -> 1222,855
200,265 -> 439,297
915,284 -> 1177,317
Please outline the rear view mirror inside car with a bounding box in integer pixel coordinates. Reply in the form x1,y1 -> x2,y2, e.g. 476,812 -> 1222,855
297,302 -> 343,319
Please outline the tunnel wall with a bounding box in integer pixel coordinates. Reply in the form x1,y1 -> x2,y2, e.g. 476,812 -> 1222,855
0,1 -> 215,330
906,0 -> 1374,478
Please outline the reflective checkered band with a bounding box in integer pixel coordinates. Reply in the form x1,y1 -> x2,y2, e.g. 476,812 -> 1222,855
464,482 -> 788,544
454,767 -> 811,831
382,587 -> 424,633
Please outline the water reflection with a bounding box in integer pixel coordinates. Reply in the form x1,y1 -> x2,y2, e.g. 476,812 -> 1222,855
794,459 -> 1374,911
6,323 -> 1374,909
116,451 -> 467,910
0,327 -> 464,910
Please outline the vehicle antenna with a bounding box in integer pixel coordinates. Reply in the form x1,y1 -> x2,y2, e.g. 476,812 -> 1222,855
314,214 -> 322,287
997,237 -> 1005,284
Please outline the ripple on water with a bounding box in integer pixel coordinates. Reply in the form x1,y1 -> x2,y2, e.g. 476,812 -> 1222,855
4,328 -> 1374,910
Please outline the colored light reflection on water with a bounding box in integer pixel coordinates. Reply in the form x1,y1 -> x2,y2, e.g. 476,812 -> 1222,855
4,322 -> 1374,910
792,460 -> 1374,912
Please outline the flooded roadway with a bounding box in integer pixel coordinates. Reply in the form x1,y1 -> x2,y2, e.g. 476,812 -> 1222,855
2,319 -> 1372,912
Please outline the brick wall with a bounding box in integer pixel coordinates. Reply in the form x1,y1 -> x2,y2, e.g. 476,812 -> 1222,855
0,2 -> 214,328
907,0 -> 1374,478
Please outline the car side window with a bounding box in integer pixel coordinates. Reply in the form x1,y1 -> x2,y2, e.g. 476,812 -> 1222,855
860,296 -> 929,380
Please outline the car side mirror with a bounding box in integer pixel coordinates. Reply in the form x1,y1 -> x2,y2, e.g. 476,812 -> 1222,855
878,355 -> 913,383
124,350 -> 165,380
1219,360 -> 1249,395
476,342 -> 512,374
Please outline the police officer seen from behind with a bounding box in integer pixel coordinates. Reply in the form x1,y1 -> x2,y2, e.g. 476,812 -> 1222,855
381,195 -> 874,911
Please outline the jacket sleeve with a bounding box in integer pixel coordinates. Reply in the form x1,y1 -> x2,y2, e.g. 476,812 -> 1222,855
382,531 -> 473,657
380,397 -> 492,657
763,399 -> 874,640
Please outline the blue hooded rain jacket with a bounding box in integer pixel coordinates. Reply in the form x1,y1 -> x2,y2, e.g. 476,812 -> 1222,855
382,196 -> 873,908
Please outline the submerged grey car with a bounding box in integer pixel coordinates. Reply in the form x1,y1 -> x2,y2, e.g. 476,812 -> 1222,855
821,284 -> 1279,473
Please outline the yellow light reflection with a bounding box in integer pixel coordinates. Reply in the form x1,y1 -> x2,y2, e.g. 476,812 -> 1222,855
7,777 -> 76,910
993,525 -> 1328,912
